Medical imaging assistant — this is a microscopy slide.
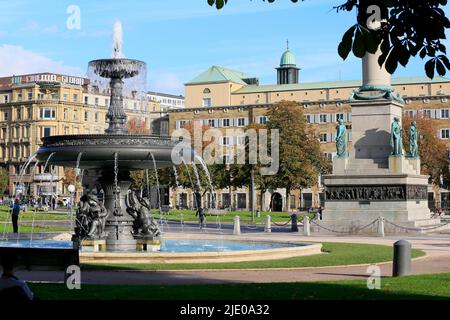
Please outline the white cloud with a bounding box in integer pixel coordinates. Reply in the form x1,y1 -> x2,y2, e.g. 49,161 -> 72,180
148,72 -> 183,95
0,44 -> 84,77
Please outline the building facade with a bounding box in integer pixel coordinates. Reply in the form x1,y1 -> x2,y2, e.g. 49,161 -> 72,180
168,47 -> 450,212
0,72 -> 169,200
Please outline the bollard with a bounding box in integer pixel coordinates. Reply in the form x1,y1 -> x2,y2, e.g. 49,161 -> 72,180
264,215 -> 271,233
291,213 -> 298,232
392,240 -> 412,277
378,217 -> 385,237
303,215 -> 310,236
233,215 -> 241,235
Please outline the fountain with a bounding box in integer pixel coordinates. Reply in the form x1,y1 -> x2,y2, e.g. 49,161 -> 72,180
35,21 -> 179,251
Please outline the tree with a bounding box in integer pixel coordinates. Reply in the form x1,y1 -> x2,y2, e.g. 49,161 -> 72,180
207,0 -> 450,78
127,117 -> 149,134
265,100 -> 330,210
402,115 -> 450,186
0,167 -> 8,196
61,168 -> 77,188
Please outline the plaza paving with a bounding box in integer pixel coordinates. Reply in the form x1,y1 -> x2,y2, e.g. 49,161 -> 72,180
15,232 -> 450,285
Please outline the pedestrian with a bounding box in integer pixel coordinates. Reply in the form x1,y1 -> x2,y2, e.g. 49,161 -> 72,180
11,199 -> 21,233
318,206 -> 323,220
196,207 -> 206,229
0,253 -> 34,301
51,197 -> 56,210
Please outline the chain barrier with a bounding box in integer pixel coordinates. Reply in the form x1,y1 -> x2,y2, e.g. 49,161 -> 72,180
272,218 -> 292,227
384,218 -> 450,232
310,219 -> 349,234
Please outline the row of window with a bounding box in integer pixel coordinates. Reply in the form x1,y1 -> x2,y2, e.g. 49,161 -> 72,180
405,108 -> 450,119
306,113 -> 350,124
319,132 -> 352,143
175,117 -> 251,129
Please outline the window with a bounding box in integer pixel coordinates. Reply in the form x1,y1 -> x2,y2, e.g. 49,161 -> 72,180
95,112 -> 99,122
84,111 -> 89,121
404,110 -> 414,118
441,129 -> 450,139
3,95 -> 8,103
222,136 -> 231,145
258,116 -> 268,124
37,93 -> 44,100
176,120 -> 188,129
63,93 -> 68,101
237,118 -> 246,127
422,109 -> 432,118
105,99 -> 109,107
208,119 -> 216,127
17,93 -> 22,102
43,127 -> 51,137
203,88 -> 211,94
324,153 -> 333,161
95,97 -> 99,106
319,114 -> 328,123
27,92 -> 32,101
40,108 -> 56,119
336,113 -> 344,121
14,146 -> 20,158
73,94 -> 78,102
84,96 -> 88,104
73,110 -> 78,121
222,118 -> 231,127
16,108 -> 21,120
51,93 -> 58,100
63,108 -> 68,120
236,136 -> 246,145
4,112 -> 8,121
202,98 -> 212,107
320,133 -> 329,143
27,108 -> 31,119
237,193 -> 247,209
441,109 -> 450,119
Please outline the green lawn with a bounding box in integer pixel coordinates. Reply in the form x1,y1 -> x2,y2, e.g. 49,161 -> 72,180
28,273 -> 450,300
153,209 -> 307,224
0,206 -> 69,222
82,242 -> 425,271
0,224 -> 70,233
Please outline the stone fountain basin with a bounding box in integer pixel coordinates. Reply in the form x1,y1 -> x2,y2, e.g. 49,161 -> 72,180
88,58 -> 146,79
36,134 -> 182,170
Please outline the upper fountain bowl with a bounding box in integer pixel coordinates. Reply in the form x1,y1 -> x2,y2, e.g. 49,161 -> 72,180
88,58 -> 146,79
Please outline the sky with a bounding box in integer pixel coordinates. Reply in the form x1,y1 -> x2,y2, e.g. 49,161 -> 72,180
0,0 -> 448,95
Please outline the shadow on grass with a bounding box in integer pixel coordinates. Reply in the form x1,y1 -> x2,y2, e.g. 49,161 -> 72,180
28,274 -> 450,300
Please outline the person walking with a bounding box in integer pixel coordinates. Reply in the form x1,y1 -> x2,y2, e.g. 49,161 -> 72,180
11,199 -> 21,233
196,207 -> 206,229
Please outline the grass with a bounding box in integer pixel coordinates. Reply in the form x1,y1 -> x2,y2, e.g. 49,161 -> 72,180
82,242 -> 425,271
0,206 -> 69,222
28,273 -> 450,300
0,224 -> 70,233
152,209 -> 307,224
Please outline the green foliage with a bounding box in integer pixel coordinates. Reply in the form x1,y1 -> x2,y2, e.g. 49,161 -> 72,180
208,0 -> 450,78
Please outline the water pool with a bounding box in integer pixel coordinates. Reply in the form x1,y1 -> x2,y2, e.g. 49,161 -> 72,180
0,239 -> 303,252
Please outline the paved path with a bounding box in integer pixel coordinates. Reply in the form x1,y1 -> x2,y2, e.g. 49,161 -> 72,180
16,233 -> 450,285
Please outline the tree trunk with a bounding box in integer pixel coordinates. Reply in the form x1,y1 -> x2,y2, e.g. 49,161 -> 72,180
286,187 -> 291,212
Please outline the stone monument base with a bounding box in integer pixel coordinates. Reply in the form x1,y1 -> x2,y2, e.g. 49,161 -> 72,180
136,238 -> 161,252
81,239 -> 106,252
322,171 -> 442,234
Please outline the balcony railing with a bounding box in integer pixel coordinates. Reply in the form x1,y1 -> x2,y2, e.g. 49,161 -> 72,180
33,173 -> 59,182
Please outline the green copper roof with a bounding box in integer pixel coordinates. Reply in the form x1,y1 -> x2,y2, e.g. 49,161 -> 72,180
233,76 -> 450,94
280,48 -> 296,66
186,66 -> 251,85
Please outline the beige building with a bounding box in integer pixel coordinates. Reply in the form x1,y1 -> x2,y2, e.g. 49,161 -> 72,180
0,72 -> 167,200
168,47 -> 450,212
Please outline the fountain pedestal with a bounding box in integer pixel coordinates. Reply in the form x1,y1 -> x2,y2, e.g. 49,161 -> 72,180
100,179 -> 136,251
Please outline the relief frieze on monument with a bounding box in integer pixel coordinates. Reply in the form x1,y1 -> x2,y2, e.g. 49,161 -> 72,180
325,185 -> 427,201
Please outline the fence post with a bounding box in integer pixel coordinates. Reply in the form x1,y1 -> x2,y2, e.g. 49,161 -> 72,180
303,215 -> 311,236
378,217 -> 385,237
233,215 -> 241,235
264,215 -> 271,233
392,240 -> 412,277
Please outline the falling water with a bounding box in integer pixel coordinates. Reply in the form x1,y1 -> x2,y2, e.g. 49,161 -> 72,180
112,21 -> 124,59
195,155 -> 215,209
182,160 -> 198,211
150,153 -> 166,231
192,164 -> 202,200
173,166 -> 180,189
29,160 -> 40,244
17,153 -> 37,191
